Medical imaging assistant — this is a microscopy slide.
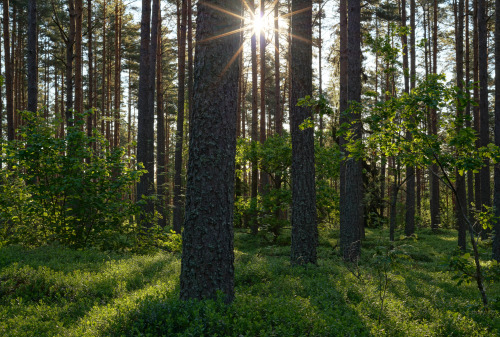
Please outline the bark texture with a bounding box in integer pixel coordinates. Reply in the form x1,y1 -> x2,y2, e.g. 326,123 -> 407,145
340,0 -> 362,261
290,0 -> 317,265
494,0 -> 500,260
180,0 -> 241,302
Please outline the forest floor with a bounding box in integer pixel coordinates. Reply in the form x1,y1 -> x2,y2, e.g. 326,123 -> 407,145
0,227 -> 499,336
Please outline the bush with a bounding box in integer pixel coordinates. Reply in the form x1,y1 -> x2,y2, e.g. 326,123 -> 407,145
0,111 -> 144,249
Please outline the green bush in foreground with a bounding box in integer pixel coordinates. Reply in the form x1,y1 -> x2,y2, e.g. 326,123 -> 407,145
0,112 -> 144,249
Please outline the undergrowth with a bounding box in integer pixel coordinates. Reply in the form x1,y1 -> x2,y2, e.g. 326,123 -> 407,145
0,228 -> 499,336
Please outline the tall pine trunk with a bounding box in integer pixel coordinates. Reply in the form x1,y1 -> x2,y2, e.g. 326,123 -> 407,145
136,0 -> 154,219
179,0 -> 241,302
27,0 -> 37,113
173,0 -> 187,233
494,0 -> 500,261
290,0 -> 317,265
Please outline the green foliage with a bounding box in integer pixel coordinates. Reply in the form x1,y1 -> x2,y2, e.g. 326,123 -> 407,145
235,131 -> 339,238
0,111 -> 145,249
1,229 -> 498,336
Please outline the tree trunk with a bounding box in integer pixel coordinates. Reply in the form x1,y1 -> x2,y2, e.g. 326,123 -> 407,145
250,0 -> 259,235
466,0 -> 474,217
136,0 -> 154,219
259,0 -> 268,191
27,0 -> 37,113
478,0 -> 490,234
173,0 -> 187,233
87,0 -> 93,138
75,0 -> 83,119
157,9 -> 166,227
179,0 -> 241,302
494,0 -> 500,260
290,0 -> 316,265
340,0 -> 362,261
275,0 -> 281,136
402,0 -> 415,237
456,0 -> 467,251
473,0 -> 481,215
114,1 -> 122,147
430,0 -> 440,230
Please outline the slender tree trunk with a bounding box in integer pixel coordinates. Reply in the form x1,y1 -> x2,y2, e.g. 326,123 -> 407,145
401,0 -> 415,237
187,0 -> 193,131
101,2 -> 107,135
75,0 -> 83,119
179,0 -> 241,302
478,0 -> 490,233
173,0 -> 187,233
466,0 -> 474,216
250,0 -> 259,235
456,0 -> 467,251
87,0 -> 93,138
473,0 -> 481,215
494,0 -> 500,261
157,10 -> 167,227
259,0 -> 268,191
275,0 -> 281,136
27,0 -> 37,113
136,0 -> 155,219
114,1 -> 122,147
65,0 -> 76,127
430,0 -> 440,230
340,0 -> 362,261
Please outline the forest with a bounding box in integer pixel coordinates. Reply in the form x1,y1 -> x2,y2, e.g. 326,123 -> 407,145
1,0 -> 500,335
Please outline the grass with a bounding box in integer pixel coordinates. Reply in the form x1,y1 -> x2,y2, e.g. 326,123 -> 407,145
0,228 -> 499,336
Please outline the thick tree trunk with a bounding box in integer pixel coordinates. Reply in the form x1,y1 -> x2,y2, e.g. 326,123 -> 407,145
179,0 -> 241,302
173,0 -> 187,233
290,0 -> 316,265
27,0 -> 37,113
339,0 -> 348,239
340,0 -> 362,261
136,0 -> 154,219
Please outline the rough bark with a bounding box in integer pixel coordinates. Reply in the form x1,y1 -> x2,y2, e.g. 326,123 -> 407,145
179,0 -> 241,302
339,0 -> 348,244
340,0 -> 362,261
27,0 -> 37,113
136,0 -> 154,218
173,0 -> 188,233
290,0 -> 317,265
